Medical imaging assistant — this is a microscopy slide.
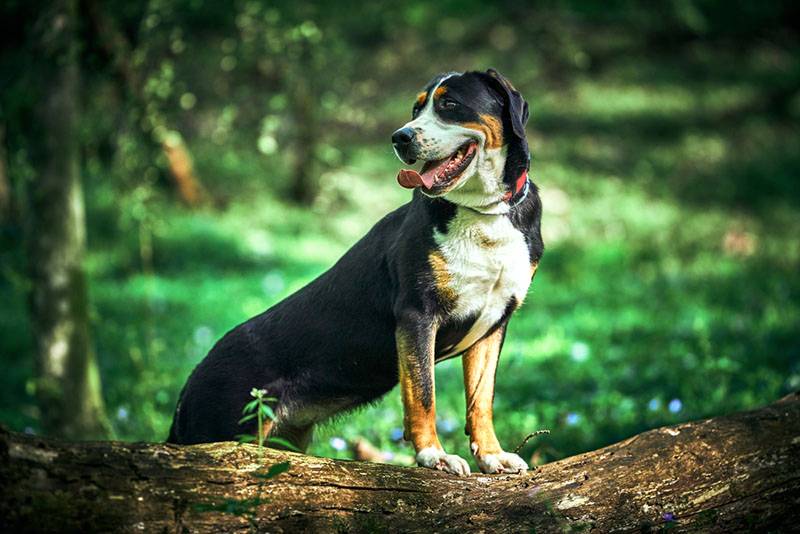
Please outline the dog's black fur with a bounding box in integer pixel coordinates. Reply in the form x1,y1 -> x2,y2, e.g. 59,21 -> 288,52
168,70 -> 543,455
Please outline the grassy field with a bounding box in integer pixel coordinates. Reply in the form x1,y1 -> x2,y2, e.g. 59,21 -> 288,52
1,41 -> 798,468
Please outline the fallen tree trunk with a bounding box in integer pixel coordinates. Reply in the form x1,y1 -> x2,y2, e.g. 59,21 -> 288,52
1,393 -> 799,533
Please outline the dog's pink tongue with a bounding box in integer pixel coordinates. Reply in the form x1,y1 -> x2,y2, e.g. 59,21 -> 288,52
397,169 -> 435,190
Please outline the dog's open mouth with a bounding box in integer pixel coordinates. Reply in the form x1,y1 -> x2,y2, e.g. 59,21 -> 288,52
397,141 -> 478,192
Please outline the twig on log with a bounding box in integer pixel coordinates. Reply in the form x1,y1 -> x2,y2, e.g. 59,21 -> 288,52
513,429 -> 551,454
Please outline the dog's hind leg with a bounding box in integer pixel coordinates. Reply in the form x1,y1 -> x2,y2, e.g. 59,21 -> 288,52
268,422 -> 314,452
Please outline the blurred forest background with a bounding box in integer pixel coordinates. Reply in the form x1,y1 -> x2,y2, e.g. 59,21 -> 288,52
1,0 -> 799,467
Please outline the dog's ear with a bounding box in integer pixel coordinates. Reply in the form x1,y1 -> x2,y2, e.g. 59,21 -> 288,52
485,68 -> 529,141
482,69 -> 530,193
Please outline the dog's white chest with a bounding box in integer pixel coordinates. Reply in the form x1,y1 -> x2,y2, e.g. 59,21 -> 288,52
435,209 -> 531,356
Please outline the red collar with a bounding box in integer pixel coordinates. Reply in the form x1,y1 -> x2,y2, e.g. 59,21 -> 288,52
502,170 -> 530,207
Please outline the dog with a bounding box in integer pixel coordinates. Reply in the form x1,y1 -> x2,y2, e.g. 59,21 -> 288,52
168,69 -> 543,476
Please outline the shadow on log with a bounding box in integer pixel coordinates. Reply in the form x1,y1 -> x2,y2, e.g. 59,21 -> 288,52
1,393 -> 799,533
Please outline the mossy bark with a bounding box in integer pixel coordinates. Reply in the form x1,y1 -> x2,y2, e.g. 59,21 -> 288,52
2,393 -> 799,532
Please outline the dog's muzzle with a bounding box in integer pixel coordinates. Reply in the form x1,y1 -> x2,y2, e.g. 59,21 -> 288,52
392,127 -> 418,165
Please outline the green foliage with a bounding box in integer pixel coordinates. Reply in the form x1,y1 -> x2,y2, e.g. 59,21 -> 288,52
253,461 -> 291,480
196,390 -> 290,529
236,387 -> 300,452
0,1 -> 798,471
237,388 -> 276,449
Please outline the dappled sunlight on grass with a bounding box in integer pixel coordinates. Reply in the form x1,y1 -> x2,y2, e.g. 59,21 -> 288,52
3,74 -> 798,462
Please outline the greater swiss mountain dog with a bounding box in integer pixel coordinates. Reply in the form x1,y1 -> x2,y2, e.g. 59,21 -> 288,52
168,69 -> 543,476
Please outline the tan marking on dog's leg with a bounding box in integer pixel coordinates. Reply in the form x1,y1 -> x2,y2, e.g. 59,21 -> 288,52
463,326 -> 528,474
531,260 -> 539,279
398,324 -> 470,475
397,329 -> 440,452
462,327 -> 504,456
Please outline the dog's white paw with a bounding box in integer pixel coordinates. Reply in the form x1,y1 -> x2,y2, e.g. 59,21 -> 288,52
473,448 -> 529,474
416,447 -> 471,476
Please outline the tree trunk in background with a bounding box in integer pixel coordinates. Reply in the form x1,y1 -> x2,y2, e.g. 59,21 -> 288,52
0,123 -> 9,219
26,0 -> 109,440
287,48 -> 319,206
1,394 -> 798,532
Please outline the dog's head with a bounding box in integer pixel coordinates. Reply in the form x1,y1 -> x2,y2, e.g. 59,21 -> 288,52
392,69 -> 530,213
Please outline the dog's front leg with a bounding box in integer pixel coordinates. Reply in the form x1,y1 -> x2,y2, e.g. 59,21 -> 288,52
397,319 -> 470,476
463,326 -> 529,474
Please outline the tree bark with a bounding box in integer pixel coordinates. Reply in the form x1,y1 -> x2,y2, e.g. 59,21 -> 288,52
1,393 -> 798,533
0,123 -> 10,220
287,67 -> 319,206
26,0 -> 109,440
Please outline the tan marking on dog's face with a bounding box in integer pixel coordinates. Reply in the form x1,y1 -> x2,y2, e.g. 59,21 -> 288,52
434,85 -> 448,98
462,114 -> 503,150
429,250 -> 458,311
415,91 -> 427,107
462,327 -> 504,455
396,73 -> 515,212
397,330 -> 441,450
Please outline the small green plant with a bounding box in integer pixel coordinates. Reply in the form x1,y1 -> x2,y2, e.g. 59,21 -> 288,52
236,387 -> 299,451
194,389 -> 297,531
236,388 -> 275,448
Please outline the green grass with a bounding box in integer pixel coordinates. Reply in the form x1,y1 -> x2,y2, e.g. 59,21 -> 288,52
1,53 -> 798,470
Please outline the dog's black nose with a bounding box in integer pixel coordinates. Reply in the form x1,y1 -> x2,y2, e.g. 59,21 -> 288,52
392,127 -> 415,146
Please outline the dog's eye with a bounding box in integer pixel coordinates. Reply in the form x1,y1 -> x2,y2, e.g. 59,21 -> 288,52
439,98 -> 458,110
412,104 -> 421,118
